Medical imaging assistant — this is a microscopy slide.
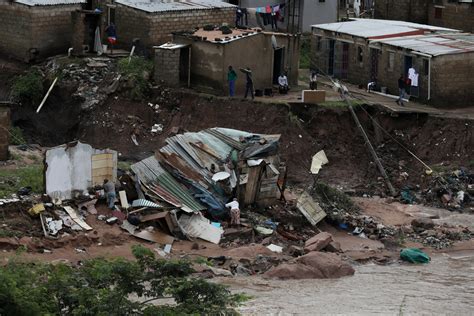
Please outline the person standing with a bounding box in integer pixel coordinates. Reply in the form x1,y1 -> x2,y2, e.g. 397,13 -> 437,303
396,75 -> 406,106
105,23 -> 117,54
225,198 -> 240,227
240,67 -> 254,100
278,73 -> 289,94
103,179 -> 116,209
310,71 -> 317,90
227,66 -> 237,97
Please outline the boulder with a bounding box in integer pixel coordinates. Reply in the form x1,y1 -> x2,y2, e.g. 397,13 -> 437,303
264,263 -> 324,279
264,252 -> 355,280
411,218 -> 435,230
304,232 -> 333,252
325,241 -> 342,253
297,252 -> 355,278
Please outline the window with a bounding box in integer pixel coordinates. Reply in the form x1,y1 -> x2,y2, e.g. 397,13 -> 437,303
387,52 -> 394,71
357,46 -> 363,63
423,59 -> 429,76
434,7 -> 443,19
316,36 -> 322,51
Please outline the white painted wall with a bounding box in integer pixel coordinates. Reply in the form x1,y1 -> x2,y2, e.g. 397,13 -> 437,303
45,142 -> 117,200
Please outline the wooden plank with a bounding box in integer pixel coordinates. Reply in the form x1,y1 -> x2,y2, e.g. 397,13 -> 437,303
119,190 -> 129,208
63,206 -> 92,230
244,164 -> 263,205
133,230 -> 174,245
141,211 -> 169,222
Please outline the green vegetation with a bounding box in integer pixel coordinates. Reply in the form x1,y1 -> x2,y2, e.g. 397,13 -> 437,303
118,56 -> 153,100
10,69 -> 44,104
299,35 -> 311,69
0,164 -> 43,198
118,160 -> 132,171
9,126 -> 26,145
0,245 -> 247,315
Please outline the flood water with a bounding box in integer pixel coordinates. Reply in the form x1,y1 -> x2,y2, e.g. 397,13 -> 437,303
222,251 -> 474,315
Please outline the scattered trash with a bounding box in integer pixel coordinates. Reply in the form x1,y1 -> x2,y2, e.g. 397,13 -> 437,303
255,226 -> 273,236
267,244 -> 283,253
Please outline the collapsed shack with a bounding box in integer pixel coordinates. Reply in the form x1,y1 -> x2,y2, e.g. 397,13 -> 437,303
130,127 -> 286,244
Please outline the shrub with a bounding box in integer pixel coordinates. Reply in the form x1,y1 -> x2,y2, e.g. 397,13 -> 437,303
11,70 -> 44,104
118,56 -> 153,100
9,126 -> 26,145
0,245 -> 247,315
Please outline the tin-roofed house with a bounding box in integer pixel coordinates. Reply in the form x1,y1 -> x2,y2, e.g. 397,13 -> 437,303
112,0 -> 236,49
311,19 -> 474,106
0,0 -> 86,61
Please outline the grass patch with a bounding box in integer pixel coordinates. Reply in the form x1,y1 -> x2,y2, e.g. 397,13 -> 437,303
118,56 -> 153,100
118,160 -> 132,171
9,126 -> 26,145
10,69 -> 43,105
0,165 -> 44,198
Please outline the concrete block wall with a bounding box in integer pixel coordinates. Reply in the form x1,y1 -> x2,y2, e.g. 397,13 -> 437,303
430,52 -> 474,107
0,3 -> 82,61
428,2 -> 474,33
0,3 -> 33,61
149,8 -> 236,45
0,106 -> 10,161
115,5 -> 235,48
154,48 -> 181,87
115,5 -> 152,49
374,0 -> 428,24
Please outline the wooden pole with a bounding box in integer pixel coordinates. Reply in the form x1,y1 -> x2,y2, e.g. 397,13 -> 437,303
343,96 -> 397,196
36,77 -> 58,114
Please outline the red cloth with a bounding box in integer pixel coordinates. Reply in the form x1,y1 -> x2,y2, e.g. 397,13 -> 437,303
266,5 -> 271,13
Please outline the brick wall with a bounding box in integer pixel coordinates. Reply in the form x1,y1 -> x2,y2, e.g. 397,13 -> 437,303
374,0 -> 428,24
0,3 -> 82,61
428,2 -> 474,33
154,48 -> 181,86
116,5 -> 235,48
0,106 -> 10,161
431,52 -> 474,107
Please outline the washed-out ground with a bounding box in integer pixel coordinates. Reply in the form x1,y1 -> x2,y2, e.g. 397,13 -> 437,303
1,56 -> 474,314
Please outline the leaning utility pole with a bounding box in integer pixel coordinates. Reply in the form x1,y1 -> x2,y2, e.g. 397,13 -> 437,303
340,90 -> 397,197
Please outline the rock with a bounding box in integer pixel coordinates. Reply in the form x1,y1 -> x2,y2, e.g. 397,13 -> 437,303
264,252 -> 354,280
304,232 -> 333,252
411,218 -> 435,230
208,266 -> 233,277
288,245 -> 305,256
325,241 -> 342,253
235,264 -> 252,276
264,263 -> 324,279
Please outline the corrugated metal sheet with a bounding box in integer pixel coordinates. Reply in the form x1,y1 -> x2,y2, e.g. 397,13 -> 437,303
131,156 -> 205,212
374,33 -> 474,56
115,0 -> 235,13
312,19 -> 458,39
15,0 -> 85,6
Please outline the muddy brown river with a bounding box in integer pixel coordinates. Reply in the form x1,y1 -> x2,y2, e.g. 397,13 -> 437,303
220,250 -> 474,315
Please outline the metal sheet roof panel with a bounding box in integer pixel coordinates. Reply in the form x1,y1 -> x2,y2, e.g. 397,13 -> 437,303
15,0 -> 85,6
312,19 -> 459,39
115,0 -> 235,13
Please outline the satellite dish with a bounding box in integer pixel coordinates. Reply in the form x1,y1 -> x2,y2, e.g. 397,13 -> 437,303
271,35 -> 277,49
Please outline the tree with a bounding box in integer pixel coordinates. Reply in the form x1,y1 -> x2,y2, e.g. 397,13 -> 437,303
0,245 -> 246,315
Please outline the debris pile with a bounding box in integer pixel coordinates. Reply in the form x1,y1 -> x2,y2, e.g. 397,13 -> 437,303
42,56 -> 118,109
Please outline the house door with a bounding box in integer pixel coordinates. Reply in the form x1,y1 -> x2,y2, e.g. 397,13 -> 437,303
370,48 -> 379,81
179,47 -> 191,87
273,48 -> 284,84
328,39 -> 335,76
341,43 -> 349,79
404,55 -> 413,77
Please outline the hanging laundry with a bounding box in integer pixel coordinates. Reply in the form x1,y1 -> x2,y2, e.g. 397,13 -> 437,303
411,72 -> 419,87
266,5 -> 272,13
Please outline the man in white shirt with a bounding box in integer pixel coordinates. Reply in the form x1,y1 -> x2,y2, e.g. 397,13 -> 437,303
278,73 -> 289,94
225,198 -> 240,226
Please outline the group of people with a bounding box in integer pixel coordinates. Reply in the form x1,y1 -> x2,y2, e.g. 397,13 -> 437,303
227,66 -> 255,99
227,66 -> 298,98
